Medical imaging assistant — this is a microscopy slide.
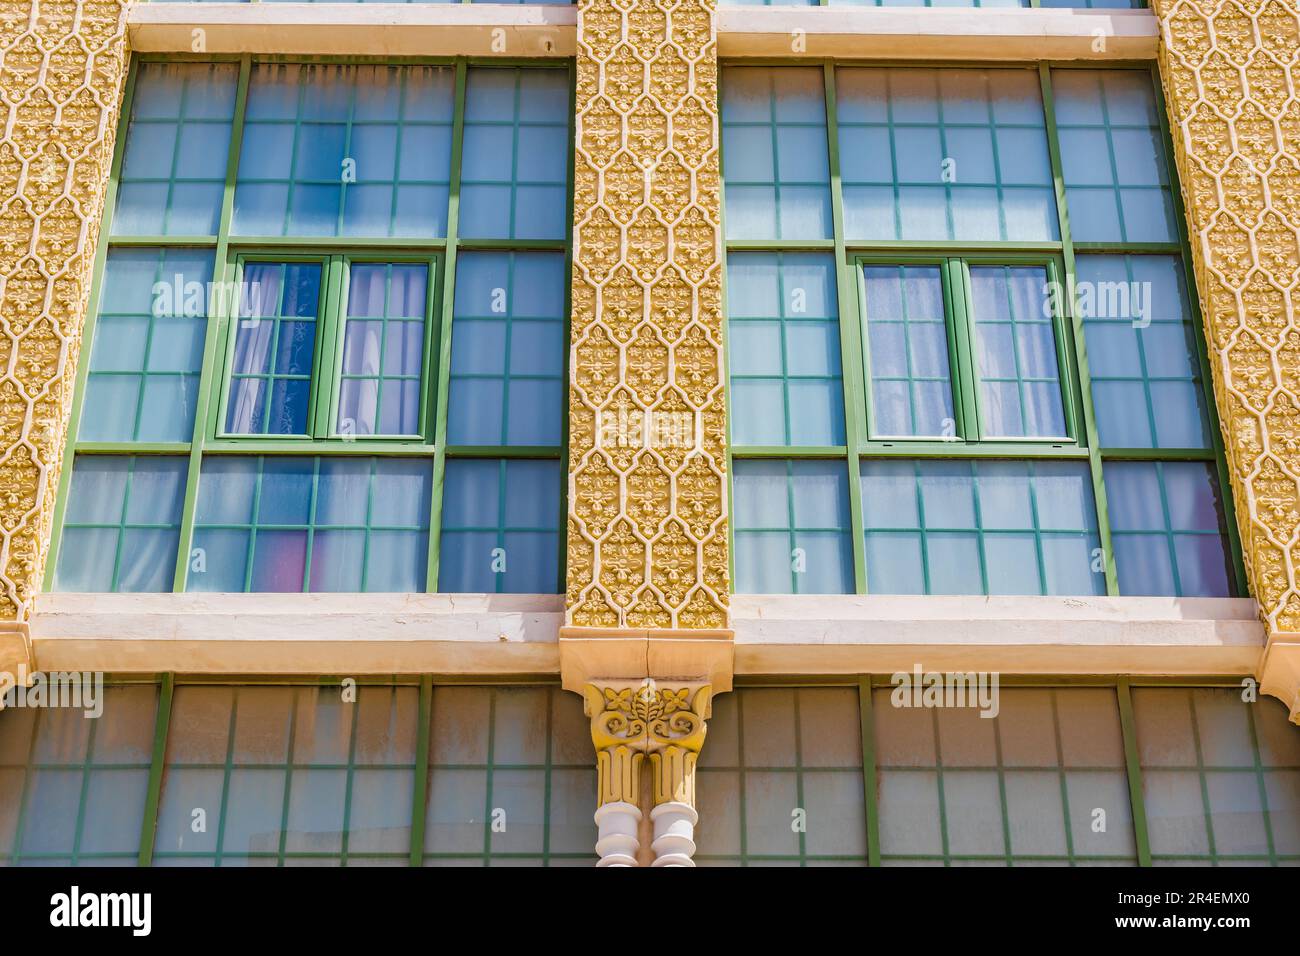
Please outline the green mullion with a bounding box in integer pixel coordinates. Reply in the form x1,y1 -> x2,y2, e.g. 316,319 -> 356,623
104,234 -> 220,247
201,439 -> 436,456
1117,679 -> 1153,866
726,239 -> 836,251
845,240 -> 1064,255
556,59 -> 576,594
274,687 -> 303,865
427,60 -> 468,593
44,59 -> 142,590
339,688 -> 363,866
930,706 -> 951,864
175,55 -> 252,592
410,675 -> 433,866
991,702 -> 1013,865
1244,698 -> 1280,866
1041,64 -> 1119,596
303,458 -> 322,591
482,688 -> 498,863
824,64 -> 867,595
1049,691 -> 1078,864
857,677 -> 880,867
1186,690 -> 1220,864
138,674 -> 174,867
68,711 -> 102,866
213,689 -> 241,866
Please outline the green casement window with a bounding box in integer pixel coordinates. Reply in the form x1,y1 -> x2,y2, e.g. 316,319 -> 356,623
51,57 -> 573,596
723,63 -> 1242,599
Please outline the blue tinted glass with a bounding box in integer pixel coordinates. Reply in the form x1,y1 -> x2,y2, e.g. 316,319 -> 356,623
448,252 -> 566,446
1078,255 -> 1212,450
55,456 -> 187,593
83,248 -> 212,443
722,67 -> 831,241
189,457 -> 430,593
234,64 -> 454,238
727,253 -> 844,446
1105,460 -> 1233,597
733,460 -> 853,594
438,459 -> 560,593
1053,69 -> 1176,243
459,68 -> 570,240
225,261 -> 322,436
115,63 -> 238,237
860,459 -> 1103,595
837,67 -> 1055,242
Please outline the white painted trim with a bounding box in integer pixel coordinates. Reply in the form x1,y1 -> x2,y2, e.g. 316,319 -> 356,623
125,4 -> 1156,62
128,3 -> 577,57
30,592 -> 1263,677
716,7 -> 1158,61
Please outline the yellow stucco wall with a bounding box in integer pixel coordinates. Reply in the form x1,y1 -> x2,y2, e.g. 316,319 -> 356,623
0,0 -> 128,628
566,0 -> 729,632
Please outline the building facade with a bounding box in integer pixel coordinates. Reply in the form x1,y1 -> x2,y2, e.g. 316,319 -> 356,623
0,0 -> 1298,867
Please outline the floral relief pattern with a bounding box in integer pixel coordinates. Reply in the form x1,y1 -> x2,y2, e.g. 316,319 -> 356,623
1156,0 -> 1300,633
568,0 -> 728,630
0,1 -> 128,620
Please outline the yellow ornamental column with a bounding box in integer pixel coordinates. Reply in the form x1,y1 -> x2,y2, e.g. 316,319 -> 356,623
1154,0 -> 1300,722
0,0 -> 129,687
564,0 -> 733,864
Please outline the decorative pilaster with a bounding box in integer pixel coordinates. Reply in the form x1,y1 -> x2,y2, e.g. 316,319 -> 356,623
584,679 -> 711,866
0,1 -> 130,634
567,0 -> 729,632
1154,0 -> 1300,721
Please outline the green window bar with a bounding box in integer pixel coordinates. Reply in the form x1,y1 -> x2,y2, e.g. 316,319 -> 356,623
48,55 -> 574,598
721,61 -> 1244,599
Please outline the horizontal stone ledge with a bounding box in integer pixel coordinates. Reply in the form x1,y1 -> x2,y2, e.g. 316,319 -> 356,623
127,4 -> 1157,61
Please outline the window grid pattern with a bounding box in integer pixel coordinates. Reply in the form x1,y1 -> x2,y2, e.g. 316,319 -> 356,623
83,249 -> 213,444
727,252 -> 845,447
424,685 -> 597,866
6,679 -> 1290,868
233,64 -> 454,239
836,67 -> 1057,243
1133,688 -> 1300,866
51,56 -> 572,597
696,687 -> 868,866
114,62 -> 238,237
874,687 -> 1138,865
0,685 -> 158,866
721,63 -> 1242,598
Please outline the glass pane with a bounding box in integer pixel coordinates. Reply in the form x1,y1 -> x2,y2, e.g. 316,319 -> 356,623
1078,255 -> 1211,450
969,265 -> 1066,439
55,456 -> 187,593
722,67 -> 831,241
338,263 -> 429,437
727,253 -> 844,446
1134,689 -> 1300,865
438,459 -> 560,593
424,687 -> 595,866
0,685 -> 158,864
155,684 -> 417,866
1104,460 -> 1234,597
862,264 -> 954,438
448,252 -> 566,446
189,456 -> 431,593
696,688 -> 865,866
837,67 -> 1055,242
1053,69 -> 1176,243
459,68 -> 570,241
225,261 -> 322,436
83,249 -> 212,442
861,459 -> 1103,596
234,64 -> 454,238
874,687 -> 1134,865
115,63 -> 238,237
733,460 -> 853,594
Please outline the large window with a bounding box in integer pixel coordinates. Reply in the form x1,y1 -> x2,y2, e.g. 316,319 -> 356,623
724,64 -> 1240,597
51,58 -> 572,595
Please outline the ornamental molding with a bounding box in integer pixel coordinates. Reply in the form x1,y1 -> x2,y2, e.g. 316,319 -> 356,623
1154,0 -> 1300,721
0,0 -> 129,621
566,0 -> 729,632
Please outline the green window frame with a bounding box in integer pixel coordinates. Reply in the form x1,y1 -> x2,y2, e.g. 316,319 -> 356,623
722,61 -> 1246,598
48,54 -> 575,597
